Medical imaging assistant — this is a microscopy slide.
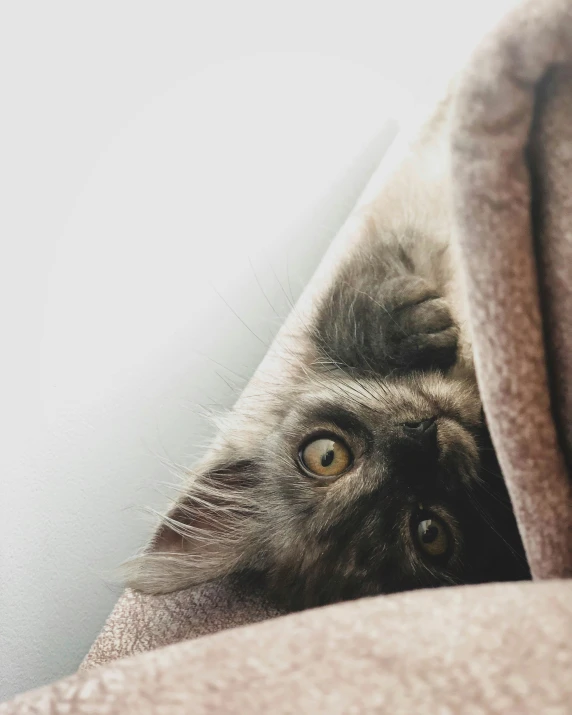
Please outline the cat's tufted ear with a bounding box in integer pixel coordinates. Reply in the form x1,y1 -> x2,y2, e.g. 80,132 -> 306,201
124,459 -> 262,594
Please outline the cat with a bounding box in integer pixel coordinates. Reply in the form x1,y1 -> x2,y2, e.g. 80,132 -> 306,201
124,95 -> 530,610
124,226 -> 530,610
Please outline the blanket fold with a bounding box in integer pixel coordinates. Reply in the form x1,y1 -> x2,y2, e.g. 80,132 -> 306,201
3,581 -> 572,714
451,0 -> 572,579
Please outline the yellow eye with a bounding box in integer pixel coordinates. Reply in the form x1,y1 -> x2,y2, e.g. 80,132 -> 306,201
416,517 -> 449,557
300,437 -> 352,478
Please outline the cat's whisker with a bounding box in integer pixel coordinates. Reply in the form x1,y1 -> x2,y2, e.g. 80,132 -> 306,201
124,135 -> 529,606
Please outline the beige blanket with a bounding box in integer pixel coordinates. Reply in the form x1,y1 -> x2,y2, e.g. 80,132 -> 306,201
3,0 -> 572,711
451,0 -> 572,579
4,581 -> 572,714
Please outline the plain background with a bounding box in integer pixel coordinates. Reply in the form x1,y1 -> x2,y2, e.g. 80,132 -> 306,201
0,0 -> 518,701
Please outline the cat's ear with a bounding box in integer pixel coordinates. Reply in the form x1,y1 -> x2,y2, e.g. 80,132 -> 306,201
124,459 -> 261,594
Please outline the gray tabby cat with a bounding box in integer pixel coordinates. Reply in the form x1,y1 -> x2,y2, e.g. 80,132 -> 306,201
125,96 -> 529,610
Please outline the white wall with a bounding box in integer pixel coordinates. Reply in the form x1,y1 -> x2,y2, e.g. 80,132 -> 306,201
0,0 -> 519,701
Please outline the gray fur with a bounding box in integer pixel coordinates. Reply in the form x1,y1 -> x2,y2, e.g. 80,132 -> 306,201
124,223 -> 529,610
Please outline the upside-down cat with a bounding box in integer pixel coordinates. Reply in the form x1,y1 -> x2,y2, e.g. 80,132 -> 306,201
126,99 -> 529,610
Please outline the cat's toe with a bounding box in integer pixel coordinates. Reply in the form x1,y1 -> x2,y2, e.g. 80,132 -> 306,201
395,324 -> 459,371
397,297 -> 454,336
386,284 -> 459,371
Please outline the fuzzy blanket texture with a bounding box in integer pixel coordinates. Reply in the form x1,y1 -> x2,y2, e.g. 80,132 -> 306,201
4,0 -> 572,711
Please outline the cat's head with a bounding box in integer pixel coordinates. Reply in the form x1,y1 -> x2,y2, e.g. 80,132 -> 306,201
125,368 -> 529,608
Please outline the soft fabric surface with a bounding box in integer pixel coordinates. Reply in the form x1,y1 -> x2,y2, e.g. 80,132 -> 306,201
4,0 -> 572,710
451,0 -> 572,581
81,578 -> 281,671
3,581 -> 572,714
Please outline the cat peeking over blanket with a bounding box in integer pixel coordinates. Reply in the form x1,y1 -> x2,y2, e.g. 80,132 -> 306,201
125,218 -> 530,610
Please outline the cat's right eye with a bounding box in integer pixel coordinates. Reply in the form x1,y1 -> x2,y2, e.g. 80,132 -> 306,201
299,436 -> 353,479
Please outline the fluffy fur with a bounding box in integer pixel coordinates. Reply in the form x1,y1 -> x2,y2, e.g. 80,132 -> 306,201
124,223 -> 529,610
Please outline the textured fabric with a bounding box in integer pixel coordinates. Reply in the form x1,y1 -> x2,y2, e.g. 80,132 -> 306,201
451,0 -> 572,579
81,578 -> 281,671
5,0 -> 572,710
3,581 -> 572,714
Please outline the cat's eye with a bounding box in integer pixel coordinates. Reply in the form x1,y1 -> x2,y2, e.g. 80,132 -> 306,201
299,436 -> 352,478
415,516 -> 449,558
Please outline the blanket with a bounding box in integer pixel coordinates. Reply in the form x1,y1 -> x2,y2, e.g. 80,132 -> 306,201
3,0 -> 572,710
4,581 -> 572,713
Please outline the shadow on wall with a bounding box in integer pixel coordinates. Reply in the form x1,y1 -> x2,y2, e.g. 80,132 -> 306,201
0,52 -> 398,701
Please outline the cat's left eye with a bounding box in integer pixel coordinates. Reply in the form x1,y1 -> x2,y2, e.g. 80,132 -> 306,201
415,516 -> 449,558
299,436 -> 352,478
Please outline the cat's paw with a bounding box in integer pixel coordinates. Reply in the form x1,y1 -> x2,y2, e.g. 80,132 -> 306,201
381,277 -> 458,372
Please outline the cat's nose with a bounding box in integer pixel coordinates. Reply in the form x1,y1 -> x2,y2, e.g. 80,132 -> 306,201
402,417 -> 438,453
403,417 -> 437,436
397,417 -> 440,490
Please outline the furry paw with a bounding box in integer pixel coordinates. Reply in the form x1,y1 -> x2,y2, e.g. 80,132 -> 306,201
380,277 -> 458,372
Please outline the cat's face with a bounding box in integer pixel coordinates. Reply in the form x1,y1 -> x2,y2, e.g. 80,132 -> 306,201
130,367 -> 529,608
252,369 -> 528,607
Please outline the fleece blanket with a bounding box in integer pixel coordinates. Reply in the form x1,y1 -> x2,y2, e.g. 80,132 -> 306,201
3,0 -> 572,710
3,581 -> 572,714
